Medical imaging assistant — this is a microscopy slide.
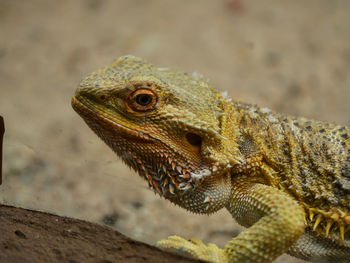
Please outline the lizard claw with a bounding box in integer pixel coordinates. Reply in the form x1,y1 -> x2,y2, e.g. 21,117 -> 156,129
157,235 -> 228,263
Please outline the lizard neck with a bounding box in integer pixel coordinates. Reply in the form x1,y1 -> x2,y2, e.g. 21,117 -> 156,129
166,170 -> 232,214
228,102 -> 286,188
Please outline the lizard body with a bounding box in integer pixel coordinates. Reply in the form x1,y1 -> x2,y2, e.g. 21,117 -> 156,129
72,55 -> 350,263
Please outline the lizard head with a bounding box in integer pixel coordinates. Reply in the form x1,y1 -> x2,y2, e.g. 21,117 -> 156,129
72,55 -> 241,204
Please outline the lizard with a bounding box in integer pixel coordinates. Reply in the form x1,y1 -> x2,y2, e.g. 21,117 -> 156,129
71,55 -> 350,263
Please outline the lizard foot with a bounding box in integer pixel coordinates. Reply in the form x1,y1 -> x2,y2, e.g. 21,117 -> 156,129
157,235 -> 228,263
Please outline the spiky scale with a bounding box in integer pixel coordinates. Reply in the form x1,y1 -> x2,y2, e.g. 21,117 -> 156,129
309,210 -> 315,221
340,224 -> 345,240
169,184 -> 175,195
325,220 -> 333,237
176,166 -> 182,173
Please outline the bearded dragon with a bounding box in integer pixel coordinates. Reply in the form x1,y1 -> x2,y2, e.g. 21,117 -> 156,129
72,55 -> 350,263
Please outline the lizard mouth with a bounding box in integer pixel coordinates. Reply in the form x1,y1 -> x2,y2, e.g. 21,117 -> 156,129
71,96 -> 151,141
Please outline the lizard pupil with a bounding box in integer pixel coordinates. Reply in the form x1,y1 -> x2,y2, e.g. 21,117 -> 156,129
135,94 -> 152,106
186,133 -> 202,147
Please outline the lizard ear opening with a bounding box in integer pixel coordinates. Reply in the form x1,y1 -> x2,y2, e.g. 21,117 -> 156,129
186,133 -> 202,147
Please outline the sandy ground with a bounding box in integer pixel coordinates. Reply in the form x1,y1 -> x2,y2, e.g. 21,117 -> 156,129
0,1 -> 350,262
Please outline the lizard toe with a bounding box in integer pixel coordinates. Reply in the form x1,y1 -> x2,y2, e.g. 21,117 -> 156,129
157,235 -> 228,263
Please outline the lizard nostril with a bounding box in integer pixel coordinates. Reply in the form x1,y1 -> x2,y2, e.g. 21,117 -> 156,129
186,133 -> 202,147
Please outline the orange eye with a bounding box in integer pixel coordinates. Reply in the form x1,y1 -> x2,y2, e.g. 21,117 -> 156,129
128,89 -> 157,111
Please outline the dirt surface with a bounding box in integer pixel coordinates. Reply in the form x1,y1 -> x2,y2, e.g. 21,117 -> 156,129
0,204 -> 204,263
0,1 -> 349,263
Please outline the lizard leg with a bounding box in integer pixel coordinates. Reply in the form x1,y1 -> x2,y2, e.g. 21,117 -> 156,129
157,183 -> 306,263
224,183 -> 306,263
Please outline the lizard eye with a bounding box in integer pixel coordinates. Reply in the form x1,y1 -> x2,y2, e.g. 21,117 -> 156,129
128,89 -> 157,111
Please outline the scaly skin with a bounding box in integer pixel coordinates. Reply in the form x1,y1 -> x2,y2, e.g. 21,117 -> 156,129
72,56 -> 350,263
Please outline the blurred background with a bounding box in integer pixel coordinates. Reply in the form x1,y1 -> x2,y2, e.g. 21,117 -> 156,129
1,1 -> 350,262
